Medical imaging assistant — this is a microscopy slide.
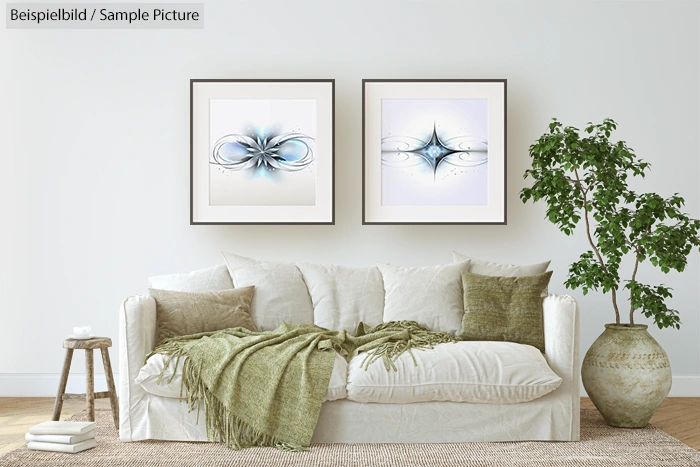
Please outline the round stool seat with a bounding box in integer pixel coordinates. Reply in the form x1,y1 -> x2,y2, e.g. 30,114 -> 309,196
63,337 -> 112,350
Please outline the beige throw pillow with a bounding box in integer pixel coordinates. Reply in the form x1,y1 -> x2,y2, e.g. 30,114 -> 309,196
149,286 -> 257,343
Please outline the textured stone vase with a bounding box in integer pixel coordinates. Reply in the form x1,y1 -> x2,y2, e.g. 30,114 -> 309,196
582,324 -> 671,428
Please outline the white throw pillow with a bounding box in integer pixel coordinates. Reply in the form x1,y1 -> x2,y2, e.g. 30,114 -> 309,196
346,341 -> 562,404
222,253 -> 314,331
136,351 -> 348,402
148,264 -> 233,292
297,263 -> 384,333
453,252 -> 550,276
377,260 -> 470,334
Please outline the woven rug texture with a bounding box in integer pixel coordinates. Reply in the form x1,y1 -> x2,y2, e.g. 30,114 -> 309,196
1,408 -> 699,467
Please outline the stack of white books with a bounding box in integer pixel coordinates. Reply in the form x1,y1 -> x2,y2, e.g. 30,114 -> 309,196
26,421 -> 97,453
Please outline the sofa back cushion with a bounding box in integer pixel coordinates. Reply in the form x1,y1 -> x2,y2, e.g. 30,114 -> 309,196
453,252 -> 551,296
297,263 -> 384,333
148,264 -> 233,292
453,252 -> 551,276
222,252 -> 314,331
377,260 -> 471,334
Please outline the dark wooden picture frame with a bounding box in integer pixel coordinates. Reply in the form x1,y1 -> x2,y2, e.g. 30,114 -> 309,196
362,79 -> 507,225
190,79 -> 335,225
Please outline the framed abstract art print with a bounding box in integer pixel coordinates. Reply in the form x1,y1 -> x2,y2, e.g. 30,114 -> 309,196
190,79 -> 335,224
362,79 -> 506,224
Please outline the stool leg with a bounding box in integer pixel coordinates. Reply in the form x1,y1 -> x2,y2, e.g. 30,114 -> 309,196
100,347 -> 120,429
85,349 -> 95,422
51,349 -> 73,421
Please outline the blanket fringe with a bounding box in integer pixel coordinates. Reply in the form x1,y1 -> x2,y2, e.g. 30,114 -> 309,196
181,348 -> 307,451
359,321 -> 455,371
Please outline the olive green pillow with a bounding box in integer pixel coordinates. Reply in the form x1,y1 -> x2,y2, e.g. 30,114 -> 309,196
458,271 -> 553,352
149,286 -> 257,343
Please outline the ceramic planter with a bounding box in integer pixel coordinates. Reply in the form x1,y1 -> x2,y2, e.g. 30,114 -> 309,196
581,324 -> 671,428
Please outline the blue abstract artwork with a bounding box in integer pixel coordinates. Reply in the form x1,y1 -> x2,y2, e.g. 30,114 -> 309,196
211,131 -> 315,174
381,99 -> 488,206
208,99 -> 317,206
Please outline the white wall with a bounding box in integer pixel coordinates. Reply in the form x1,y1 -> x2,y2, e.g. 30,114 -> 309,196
1,0 -> 698,396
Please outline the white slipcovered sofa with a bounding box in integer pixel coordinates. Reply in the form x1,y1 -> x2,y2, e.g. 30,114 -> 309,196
119,257 -> 580,444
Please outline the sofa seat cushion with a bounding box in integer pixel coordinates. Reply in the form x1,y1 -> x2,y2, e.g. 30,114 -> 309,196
135,350 -> 348,402
346,341 -> 562,404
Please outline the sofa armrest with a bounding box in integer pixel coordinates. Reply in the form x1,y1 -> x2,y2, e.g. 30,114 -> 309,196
118,295 -> 157,441
543,293 -> 580,439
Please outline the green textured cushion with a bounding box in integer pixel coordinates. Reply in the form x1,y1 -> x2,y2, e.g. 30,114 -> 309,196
458,271 -> 552,352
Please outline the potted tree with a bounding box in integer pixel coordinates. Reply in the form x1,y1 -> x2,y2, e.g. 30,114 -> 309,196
520,118 -> 700,427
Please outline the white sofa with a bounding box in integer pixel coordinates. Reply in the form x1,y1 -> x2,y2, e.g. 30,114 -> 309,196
119,260 -> 580,444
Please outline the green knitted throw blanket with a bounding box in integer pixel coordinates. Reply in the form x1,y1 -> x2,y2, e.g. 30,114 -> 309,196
148,320 -> 454,451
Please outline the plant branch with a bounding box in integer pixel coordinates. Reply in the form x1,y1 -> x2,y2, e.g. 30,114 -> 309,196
565,175 -> 592,195
574,168 -> 621,323
628,226 -> 650,325
629,247 -> 641,325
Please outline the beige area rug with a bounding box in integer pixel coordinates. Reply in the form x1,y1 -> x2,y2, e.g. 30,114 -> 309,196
1,409 -> 699,467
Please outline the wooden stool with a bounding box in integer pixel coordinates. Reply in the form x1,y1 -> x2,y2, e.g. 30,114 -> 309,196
51,337 -> 119,429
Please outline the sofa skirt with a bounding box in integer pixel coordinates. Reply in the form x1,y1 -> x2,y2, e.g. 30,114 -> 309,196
119,390 -> 578,443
